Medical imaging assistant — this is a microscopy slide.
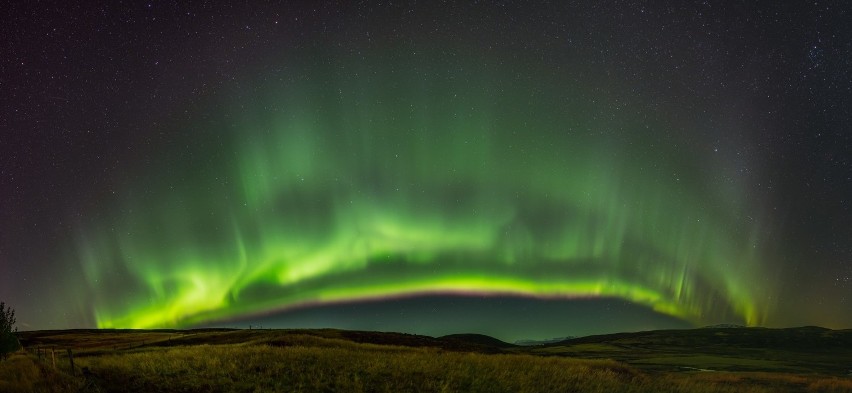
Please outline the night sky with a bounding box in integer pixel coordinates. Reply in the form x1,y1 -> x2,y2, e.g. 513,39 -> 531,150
1,1 -> 850,341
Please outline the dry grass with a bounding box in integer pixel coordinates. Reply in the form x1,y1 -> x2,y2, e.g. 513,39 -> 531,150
78,344 -> 643,393
0,351 -> 78,393
71,336 -> 848,393
5,331 -> 851,393
664,371 -> 852,393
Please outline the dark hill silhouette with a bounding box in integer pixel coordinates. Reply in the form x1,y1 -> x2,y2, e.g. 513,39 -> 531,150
439,333 -> 516,348
548,326 -> 852,352
332,330 -> 512,353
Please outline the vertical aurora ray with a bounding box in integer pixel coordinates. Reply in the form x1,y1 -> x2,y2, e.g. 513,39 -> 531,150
78,53 -> 774,329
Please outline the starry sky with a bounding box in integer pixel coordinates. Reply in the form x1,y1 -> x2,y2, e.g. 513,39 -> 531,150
1,1 -> 850,341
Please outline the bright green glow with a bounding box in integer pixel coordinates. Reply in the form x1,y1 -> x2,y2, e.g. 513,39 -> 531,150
78,55 -> 773,329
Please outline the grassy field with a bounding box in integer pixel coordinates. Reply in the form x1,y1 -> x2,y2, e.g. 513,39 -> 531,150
2,328 -> 850,392
529,326 -> 852,375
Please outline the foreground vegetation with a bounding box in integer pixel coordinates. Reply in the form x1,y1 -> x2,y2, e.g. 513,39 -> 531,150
0,352 -> 77,393
3,328 -> 851,392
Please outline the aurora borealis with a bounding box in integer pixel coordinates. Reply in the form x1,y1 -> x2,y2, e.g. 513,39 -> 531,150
2,1 -> 850,339
77,63 -> 770,330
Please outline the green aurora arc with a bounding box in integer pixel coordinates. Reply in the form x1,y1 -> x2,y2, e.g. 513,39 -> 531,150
76,53 -> 774,329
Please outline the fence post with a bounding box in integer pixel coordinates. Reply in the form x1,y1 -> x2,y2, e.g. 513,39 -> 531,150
51,348 -> 56,369
67,349 -> 75,376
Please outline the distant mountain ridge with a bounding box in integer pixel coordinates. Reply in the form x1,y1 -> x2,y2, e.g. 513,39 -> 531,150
514,337 -> 576,346
701,324 -> 746,329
